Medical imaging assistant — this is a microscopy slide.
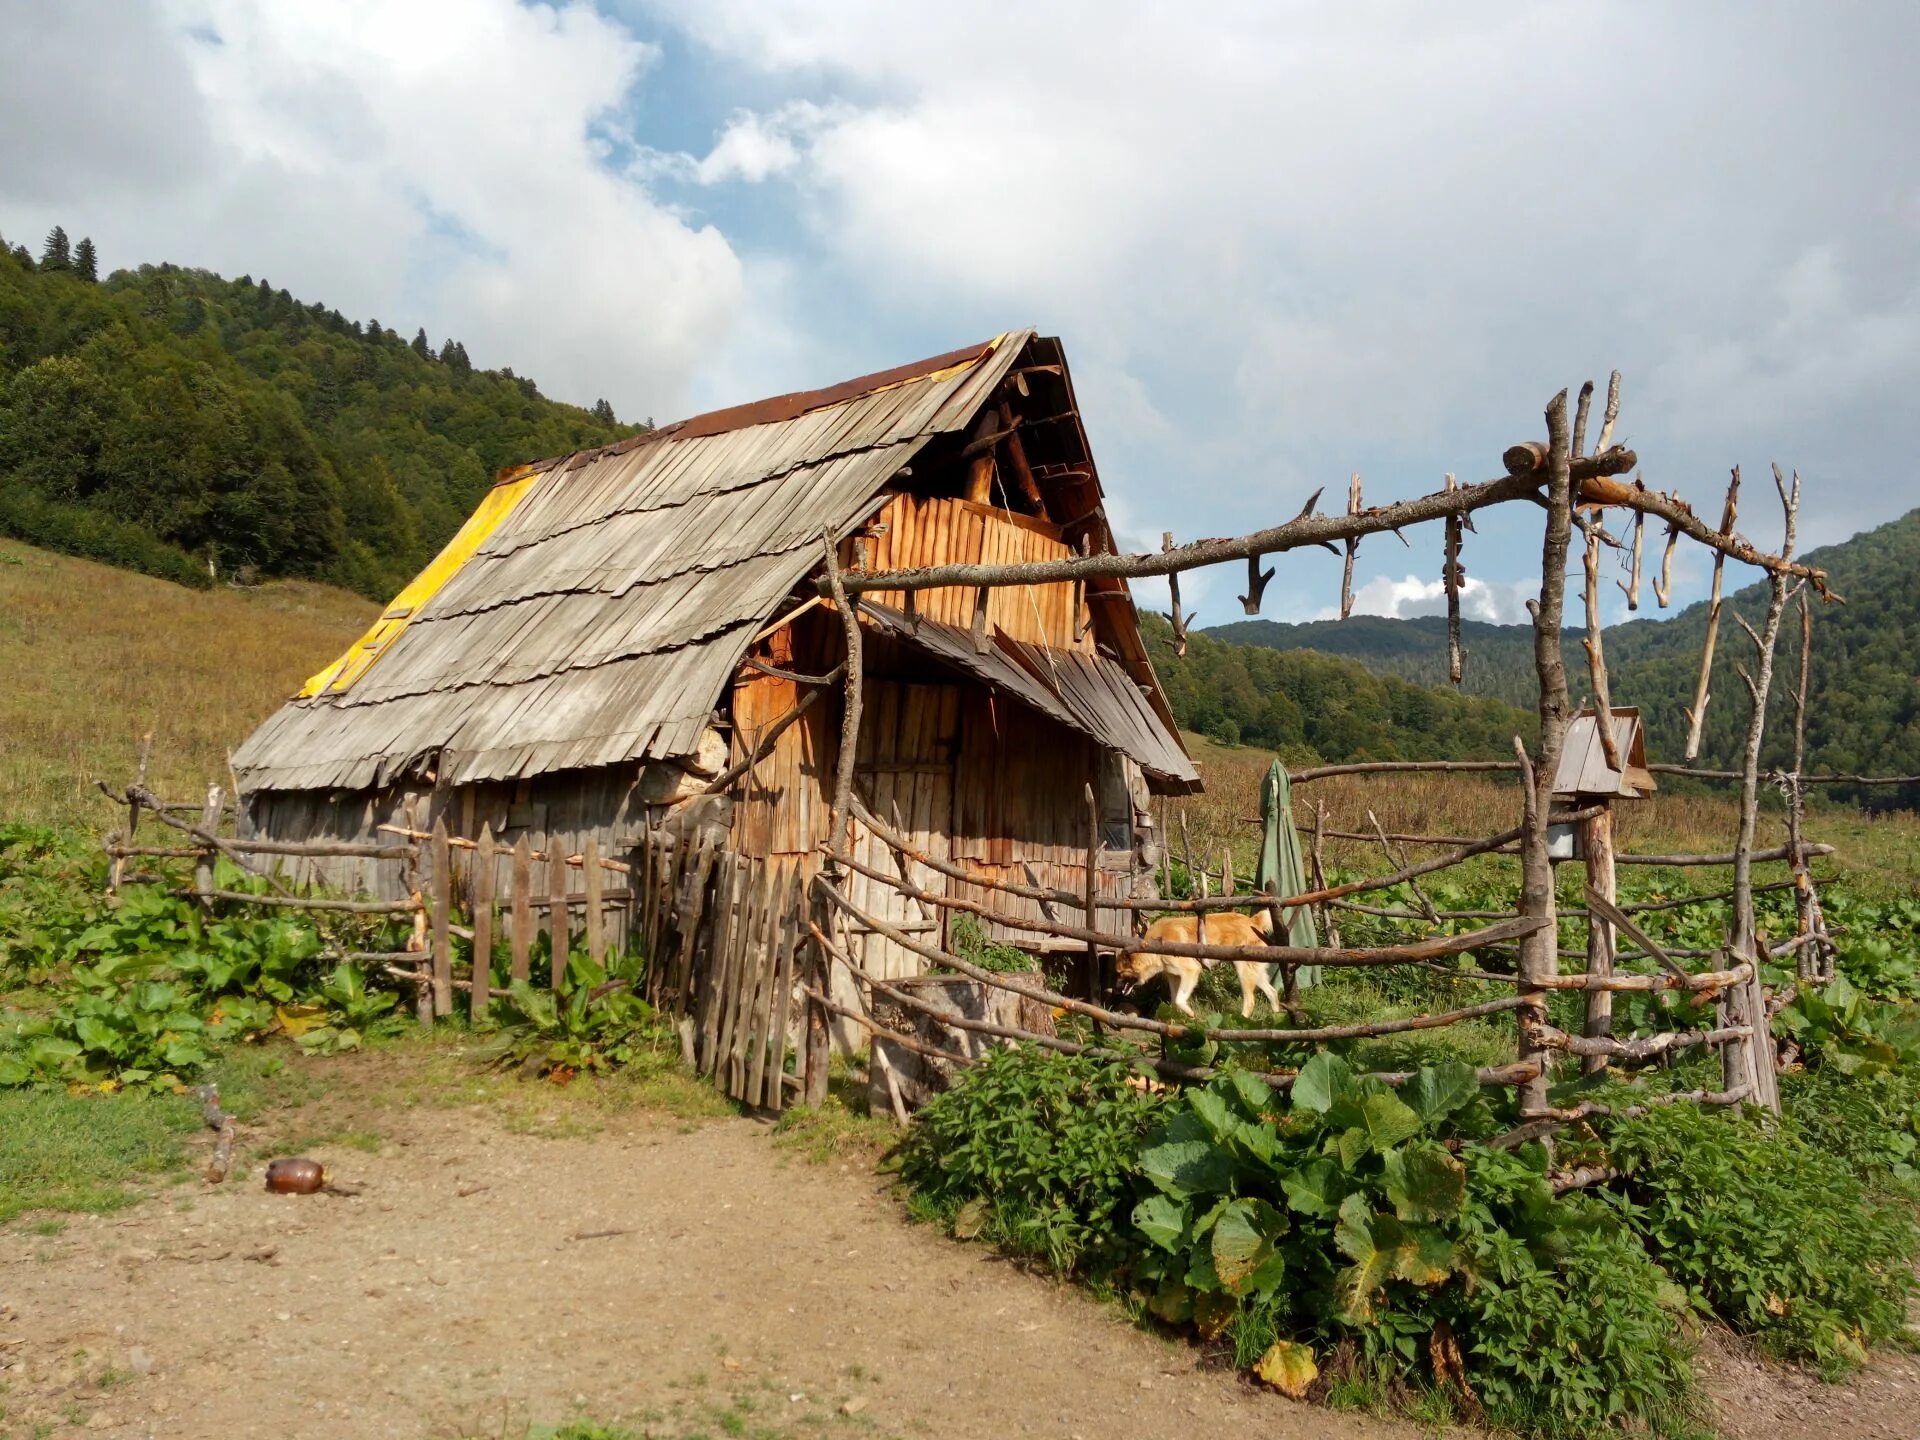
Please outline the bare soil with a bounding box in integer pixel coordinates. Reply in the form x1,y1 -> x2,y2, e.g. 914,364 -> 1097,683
0,1052 -> 1914,1440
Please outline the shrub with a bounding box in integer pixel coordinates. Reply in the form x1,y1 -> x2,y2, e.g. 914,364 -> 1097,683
1608,1099 -> 1920,1374
895,1045 -> 1163,1272
1780,1065 -> 1920,1195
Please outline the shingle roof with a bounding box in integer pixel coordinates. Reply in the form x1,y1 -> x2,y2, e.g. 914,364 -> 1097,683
231,331 -> 1195,796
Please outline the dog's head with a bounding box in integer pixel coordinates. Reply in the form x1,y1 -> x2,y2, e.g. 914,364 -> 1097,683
1112,949 -> 1165,993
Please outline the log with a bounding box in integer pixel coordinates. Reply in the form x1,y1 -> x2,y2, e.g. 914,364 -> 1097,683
184,889 -> 416,914
1617,843 -> 1831,868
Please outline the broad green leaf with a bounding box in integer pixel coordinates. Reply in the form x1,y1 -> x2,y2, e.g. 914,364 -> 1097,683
1404,1060 -> 1478,1128
1229,1120 -> 1278,1166
1343,1092 -> 1421,1162
1280,1158 -> 1346,1217
1133,1194 -> 1189,1252
1383,1141 -> 1468,1222
1140,1139 -> 1232,1197
1188,1087 -> 1235,1140
1253,1340 -> 1318,1398
1227,1068 -> 1274,1116
1292,1051 -> 1352,1114
1391,1223 -> 1457,1285
1211,1197 -> 1287,1292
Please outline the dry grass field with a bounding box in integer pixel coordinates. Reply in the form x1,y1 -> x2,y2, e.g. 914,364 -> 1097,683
0,539 -> 376,826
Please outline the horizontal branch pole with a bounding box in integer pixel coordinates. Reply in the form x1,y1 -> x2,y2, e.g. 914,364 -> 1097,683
1527,1020 -> 1750,1061
175,888 -> 418,915
697,663 -> 845,797
1615,843 -> 1832,867
826,850 -> 1546,969
823,455 -> 1637,595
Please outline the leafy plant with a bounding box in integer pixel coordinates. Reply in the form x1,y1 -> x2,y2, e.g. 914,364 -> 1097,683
1607,1098 -> 1920,1374
896,1045 -> 1163,1272
946,914 -> 1036,974
479,949 -> 660,1080
1779,973 -> 1920,1076
293,961 -> 404,1054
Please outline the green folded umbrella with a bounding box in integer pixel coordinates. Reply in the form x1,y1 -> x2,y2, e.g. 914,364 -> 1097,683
1254,757 -> 1318,987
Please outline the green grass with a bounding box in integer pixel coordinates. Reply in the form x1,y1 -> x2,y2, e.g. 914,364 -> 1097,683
0,1086 -> 199,1222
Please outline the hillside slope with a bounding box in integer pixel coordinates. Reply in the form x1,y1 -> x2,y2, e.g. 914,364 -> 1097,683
0,539 -> 375,826
0,239 -> 640,598
1208,509 -> 1920,792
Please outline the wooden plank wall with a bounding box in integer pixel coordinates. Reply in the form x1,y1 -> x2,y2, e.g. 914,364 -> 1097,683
861,493 -> 1091,651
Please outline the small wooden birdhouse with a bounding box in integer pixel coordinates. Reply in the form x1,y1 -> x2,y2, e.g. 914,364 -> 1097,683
1552,707 -> 1656,802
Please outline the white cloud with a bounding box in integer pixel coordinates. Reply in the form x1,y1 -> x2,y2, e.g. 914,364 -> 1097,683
1313,573 -> 1538,626
0,0 -> 745,420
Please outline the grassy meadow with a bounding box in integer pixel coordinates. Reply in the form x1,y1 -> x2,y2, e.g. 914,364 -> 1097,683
0,538 -> 376,826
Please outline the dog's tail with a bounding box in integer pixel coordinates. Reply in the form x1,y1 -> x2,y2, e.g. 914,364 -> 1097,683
1252,907 -> 1275,937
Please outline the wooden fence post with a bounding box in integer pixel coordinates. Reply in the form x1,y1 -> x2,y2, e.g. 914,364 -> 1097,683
193,782 -> 223,909
583,837 -> 604,966
471,825 -> 495,1022
430,818 -> 452,1017
510,835 -> 533,984
548,841 -> 570,989
1581,803 -> 1616,1074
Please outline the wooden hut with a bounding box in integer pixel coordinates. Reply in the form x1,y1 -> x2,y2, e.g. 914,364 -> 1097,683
230,331 -> 1200,996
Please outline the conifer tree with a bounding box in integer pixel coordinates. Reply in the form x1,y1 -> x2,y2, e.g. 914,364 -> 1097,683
591,398 -> 616,425
10,244 -> 30,270
73,236 -> 99,282
40,225 -> 71,270
411,327 -> 432,358
367,318 -> 383,342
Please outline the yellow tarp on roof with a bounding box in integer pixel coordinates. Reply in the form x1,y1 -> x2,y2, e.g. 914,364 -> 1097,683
297,467 -> 540,698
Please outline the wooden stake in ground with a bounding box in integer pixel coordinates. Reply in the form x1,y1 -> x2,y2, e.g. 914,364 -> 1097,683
1785,588 -> 1833,980
471,825 -> 495,1022
1581,804 -> 1617,1075
1683,469 -> 1742,761
1340,474 -> 1362,620
1084,783 -> 1104,1012
1723,467 -> 1797,1114
430,817 -> 453,1016
1516,389 -> 1578,1117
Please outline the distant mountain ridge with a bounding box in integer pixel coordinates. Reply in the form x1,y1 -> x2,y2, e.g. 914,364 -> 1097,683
1191,509 -> 1920,797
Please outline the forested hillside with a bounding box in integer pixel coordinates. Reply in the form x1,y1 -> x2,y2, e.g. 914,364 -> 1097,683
1144,611 -> 1537,763
1206,508 -> 1920,795
0,226 -> 639,597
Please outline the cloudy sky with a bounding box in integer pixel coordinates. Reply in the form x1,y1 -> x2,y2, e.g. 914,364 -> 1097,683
5,1 -> 1916,624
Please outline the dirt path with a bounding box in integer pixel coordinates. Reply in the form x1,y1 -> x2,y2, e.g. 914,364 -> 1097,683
0,1080 -> 1417,1440
3,1063 -> 1916,1440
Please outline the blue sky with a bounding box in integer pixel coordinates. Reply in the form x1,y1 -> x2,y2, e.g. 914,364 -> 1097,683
5,1 -> 1918,627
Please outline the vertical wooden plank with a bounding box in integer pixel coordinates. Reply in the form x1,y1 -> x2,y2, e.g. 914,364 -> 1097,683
734,858 -> 777,1098
470,825 -> 496,1022
583,837 -> 605,966
548,841 -> 571,989
755,865 -> 797,1109
720,856 -> 759,1095
700,853 -> 740,1072
510,835 -> 533,984
427,818 -> 453,1017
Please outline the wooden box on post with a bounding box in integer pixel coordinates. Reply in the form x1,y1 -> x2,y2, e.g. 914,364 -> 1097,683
1550,708 -> 1655,1072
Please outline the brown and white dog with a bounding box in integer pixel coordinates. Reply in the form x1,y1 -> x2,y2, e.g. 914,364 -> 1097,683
1114,911 -> 1281,1018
